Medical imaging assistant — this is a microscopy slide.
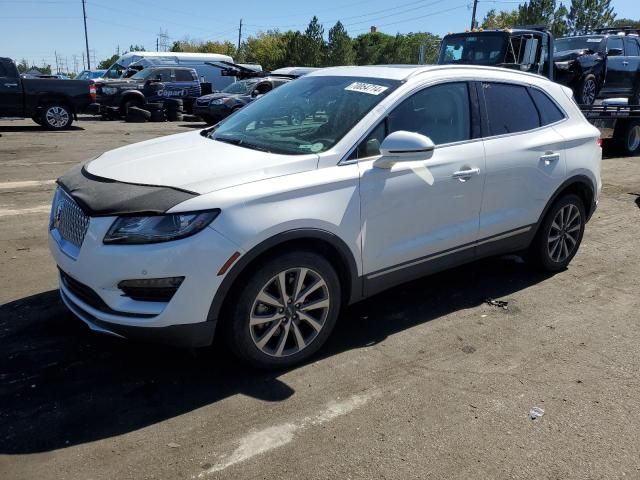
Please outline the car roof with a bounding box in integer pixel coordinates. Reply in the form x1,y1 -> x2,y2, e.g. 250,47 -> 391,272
307,64 -> 552,83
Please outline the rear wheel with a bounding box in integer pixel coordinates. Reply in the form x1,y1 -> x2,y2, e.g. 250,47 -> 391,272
41,104 -> 73,130
225,251 -> 341,369
615,120 -> 640,156
528,194 -> 585,272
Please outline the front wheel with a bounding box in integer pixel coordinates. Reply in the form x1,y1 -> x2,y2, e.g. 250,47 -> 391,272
528,194 -> 586,272
225,251 -> 341,369
576,74 -> 598,105
41,104 -> 73,130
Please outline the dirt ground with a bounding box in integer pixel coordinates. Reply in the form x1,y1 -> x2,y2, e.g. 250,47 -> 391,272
1,117 -> 639,480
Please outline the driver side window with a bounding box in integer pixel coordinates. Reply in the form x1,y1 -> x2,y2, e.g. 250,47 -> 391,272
349,82 -> 472,160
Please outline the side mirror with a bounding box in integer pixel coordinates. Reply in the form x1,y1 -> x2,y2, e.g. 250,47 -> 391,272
607,48 -> 623,57
373,130 -> 435,169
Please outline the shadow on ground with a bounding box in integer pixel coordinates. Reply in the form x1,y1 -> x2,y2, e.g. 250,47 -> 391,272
0,255 -> 551,454
0,124 -> 85,133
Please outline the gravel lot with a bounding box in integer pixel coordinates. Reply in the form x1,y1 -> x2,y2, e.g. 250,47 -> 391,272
1,117 -> 639,480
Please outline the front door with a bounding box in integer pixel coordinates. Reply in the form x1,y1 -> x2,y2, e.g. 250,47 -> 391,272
0,60 -> 23,117
358,82 -> 485,291
603,36 -> 629,95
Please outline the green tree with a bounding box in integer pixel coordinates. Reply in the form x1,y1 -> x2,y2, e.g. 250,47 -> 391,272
97,54 -> 119,70
300,16 -> 326,67
352,31 -> 395,65
326,21 -> 355,66
481,9 -> 520,28
567,0 -> 615,34
16,58 -> 29,73
518,0 -> 556,26
171,39 -> 236,57
611,18 -> 640,29
243,31 -> 288,71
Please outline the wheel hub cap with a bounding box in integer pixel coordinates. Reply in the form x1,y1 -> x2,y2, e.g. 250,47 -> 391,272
547,203 -> 582,263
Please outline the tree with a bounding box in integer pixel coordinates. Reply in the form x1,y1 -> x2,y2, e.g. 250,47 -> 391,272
567,0 -> 615,34
352,31 -> 395,65
300,16 -> 325,67
481,9 -> 520,28
97,54 -> 119,70
611,18 -> 640,29
327,21 -> 355,66
16,58 -> 29,73
171,39 -> 236,57
518,0 -> 556,26
243,30 -> 288,71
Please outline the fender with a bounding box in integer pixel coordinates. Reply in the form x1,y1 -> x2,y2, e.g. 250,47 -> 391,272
120,89 -> 145,105
531,174 -> 596,239
206,228 -> 362,326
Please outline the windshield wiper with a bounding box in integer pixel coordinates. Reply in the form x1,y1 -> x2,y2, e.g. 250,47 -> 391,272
214,136 -> 272,153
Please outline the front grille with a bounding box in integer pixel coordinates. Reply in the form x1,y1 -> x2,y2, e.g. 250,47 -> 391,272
52,190 -> 89,248
196,98 -> 210,105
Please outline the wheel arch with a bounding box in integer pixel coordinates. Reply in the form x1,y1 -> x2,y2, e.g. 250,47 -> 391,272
206,228 -> 362,329
37,94 -> 75,113
532,175 -> 596,240
119,90 -> 146,108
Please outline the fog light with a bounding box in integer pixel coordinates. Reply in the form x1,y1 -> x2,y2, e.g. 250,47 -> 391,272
118,276 -> 185,302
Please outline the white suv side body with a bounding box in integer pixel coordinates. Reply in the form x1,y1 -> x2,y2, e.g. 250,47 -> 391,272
49,65 -> 601,368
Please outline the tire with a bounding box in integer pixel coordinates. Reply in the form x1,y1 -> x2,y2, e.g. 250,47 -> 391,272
149,110 -> 166,122
126,106 -> 151,123
41,104 -> 73,130
120,97 -> 143,117
166,110 -> 183,122
615,120 -> 640,156
576,74 -> 598,105
144,102 -> 164,112
164,98 -> 183,108
225,250 -> 342,369
528,194 -> 586,272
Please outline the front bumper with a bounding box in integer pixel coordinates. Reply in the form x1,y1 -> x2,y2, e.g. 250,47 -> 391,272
193,103 -> 230,122
49,215 -> 241,347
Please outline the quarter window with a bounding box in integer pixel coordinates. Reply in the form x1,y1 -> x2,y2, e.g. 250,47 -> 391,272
529,88 -> 565,125
482,83 -> 540,135
624,37 -> 640,57
175,69 -> 193,81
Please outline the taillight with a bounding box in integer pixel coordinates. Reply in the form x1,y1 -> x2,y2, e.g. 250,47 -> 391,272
89,82 -> 96,102
597,137 -> 602,147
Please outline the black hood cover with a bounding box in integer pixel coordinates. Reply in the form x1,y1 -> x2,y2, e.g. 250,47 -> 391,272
57,162 -> 198,217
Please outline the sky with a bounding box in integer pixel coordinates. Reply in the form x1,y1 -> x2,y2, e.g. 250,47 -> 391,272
0,0 -> 638,72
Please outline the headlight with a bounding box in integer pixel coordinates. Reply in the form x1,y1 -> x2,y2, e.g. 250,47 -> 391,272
555,61 -> 574,71
101,86 -> 118,95
210,98 -> 227,105
103,210 -> 220,245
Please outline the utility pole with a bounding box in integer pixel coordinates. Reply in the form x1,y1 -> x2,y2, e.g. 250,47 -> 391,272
156,38 -> 159,52
81,51 -> 85,70
54,51 -> 59,74
82,0 -> 91,69
470,0 -> 479,29
237,18 -> 243,53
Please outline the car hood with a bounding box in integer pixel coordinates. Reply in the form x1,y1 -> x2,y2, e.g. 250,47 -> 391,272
554,49 -> 599,62
84,130 -> 319,194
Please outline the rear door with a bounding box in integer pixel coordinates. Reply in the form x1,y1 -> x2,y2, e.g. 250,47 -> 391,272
623,37 -> 640,97
0,59 -> 23,116
477,82 -> 567,254
603,36 -> 628,95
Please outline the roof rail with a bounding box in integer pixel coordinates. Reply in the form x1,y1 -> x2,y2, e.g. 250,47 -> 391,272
593,26 -> 640,35
513,24 -> 550,32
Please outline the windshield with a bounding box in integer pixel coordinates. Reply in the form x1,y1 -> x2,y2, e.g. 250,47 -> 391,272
130,69 -> 151,80
209,75 -> 400,155
555,36 -> 604,53
439,33 -> 508,65
103,63 -> 126,79
222,80 -> 258,94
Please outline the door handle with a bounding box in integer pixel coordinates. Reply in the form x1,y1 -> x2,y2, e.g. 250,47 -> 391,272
622,61 -> 629,66
540,152 -> 560,164
4,82 -> 18,88
452,167 -> 480,181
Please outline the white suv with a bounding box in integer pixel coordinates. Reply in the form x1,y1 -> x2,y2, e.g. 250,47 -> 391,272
49,65 -> 602,368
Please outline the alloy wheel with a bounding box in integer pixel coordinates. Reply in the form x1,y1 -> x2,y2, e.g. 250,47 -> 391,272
547,203 -> 582,263
582,79 -> 596,105
45,106 -> 69,128
249,267 -> 330,357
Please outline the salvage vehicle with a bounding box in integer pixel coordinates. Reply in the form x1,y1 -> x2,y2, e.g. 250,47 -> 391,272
94,66 -> 201,116
50,65 -> 601,368
193,75 -> 292,125
554,28 -> 640,105
0,57 -> 95,129
438,28 -> 640,154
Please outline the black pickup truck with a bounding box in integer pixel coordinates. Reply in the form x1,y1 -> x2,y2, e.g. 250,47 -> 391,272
0,57 -> 96,129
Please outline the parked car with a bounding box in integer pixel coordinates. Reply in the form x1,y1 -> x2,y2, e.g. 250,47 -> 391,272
50,65 -> 601,368
554,28 -> 640,105
94,66 -> 201,115
193,76 -> 291,124
76,69 -> 107,80
0,57 -> 95,129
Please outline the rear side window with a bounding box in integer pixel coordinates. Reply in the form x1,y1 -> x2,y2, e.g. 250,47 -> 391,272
624,38 -> 640,57
482,83 -> 540,135
175,70 -> 194,81
529,88 -> 565,125
607,36 -> 623,54
0,62 -> 8,77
